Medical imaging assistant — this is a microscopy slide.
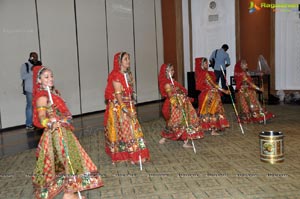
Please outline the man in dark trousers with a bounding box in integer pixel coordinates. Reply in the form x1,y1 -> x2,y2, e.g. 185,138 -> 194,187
20,52 -> 42,130
209,44 -> 230,102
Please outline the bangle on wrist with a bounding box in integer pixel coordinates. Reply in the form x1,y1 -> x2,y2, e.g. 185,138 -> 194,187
120,103 -> 129,113
122,107 -> 129,113
170,97 -> 176,105
47,121 -> 54,129
165,88 -> 171,93
115,91 -> 122,95
41,118 -> 49,128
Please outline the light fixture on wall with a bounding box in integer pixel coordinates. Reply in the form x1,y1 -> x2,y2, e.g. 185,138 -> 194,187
209,1 -> 216,10
208,1 -> 218,22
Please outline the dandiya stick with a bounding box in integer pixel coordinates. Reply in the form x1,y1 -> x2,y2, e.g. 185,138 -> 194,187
258,61 -> 266,125
219,66 -> 245,135
168,72 -> 197,153
46,86 -> 82,199
124,73 -> 143,171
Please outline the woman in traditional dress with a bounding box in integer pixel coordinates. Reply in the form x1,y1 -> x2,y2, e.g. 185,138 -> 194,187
195,57 -> 230,135
158,63 -> 204,148
234,60 -> 274,123
32,67 -> 103,199
104,52 -> 150,164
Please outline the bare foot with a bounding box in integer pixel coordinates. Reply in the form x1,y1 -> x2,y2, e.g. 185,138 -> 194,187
183,143 -> 193,148
211,130 -> 220,136
159,138 -> 166,144
183,140 -> 193,148
63,193 -> 86,199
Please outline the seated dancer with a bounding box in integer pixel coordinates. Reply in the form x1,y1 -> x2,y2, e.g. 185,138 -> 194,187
158,63 -> 204,148
234,60 -> 274,123
195,57 -> 230,135
104,52 -> 150,164
32,67 -> 103,199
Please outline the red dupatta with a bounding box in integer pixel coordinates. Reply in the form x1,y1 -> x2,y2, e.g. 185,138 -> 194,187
104,52 -> 133,124
32,67 -> 72,129
158,63 -> 187,98
104,52 -> 133,100
195,57 -> 216,91
158,63 -> 187,120
234,60 -> 253,90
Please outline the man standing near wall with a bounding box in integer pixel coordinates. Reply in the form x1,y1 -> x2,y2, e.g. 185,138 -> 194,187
20,52 -> 42,130
209,44 -> 230,101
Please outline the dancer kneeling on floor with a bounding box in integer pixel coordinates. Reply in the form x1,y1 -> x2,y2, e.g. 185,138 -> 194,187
234,60 -> 274,123
158,63 -> 204,148
195,57 -> 230,135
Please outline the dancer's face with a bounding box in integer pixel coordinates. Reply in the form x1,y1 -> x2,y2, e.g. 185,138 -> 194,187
203,60 -> 208,70
167,65 -> 175,78
120,53 -> 130,72
39,69 -> 54,88
241,62 -> 248,71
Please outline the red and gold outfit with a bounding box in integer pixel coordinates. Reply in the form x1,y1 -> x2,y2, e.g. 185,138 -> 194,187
234,60 -> 274,123
32,67 -> 103,199
104,52 -> 150,163
158,64 -> 204,141
195,58 -> 230,130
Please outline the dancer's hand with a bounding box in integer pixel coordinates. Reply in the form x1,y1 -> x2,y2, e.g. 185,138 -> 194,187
51,121 -> 61,130
260,87 -> 264,92
223,89 -> 230,95
129,110 -> 137,119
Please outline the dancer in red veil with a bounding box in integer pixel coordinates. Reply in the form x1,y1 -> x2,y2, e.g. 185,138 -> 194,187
195,57 -> 230,135
104,52 -> 150,164
158,63 -> 204,148
234,60 -> 274,123
32,67 -> 103,199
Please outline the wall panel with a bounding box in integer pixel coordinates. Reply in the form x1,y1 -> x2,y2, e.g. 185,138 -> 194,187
106,0 -> 135,76
0,0 -> 163,129
191,0 -> 236,85
76,0 -> 108,112
155,0 -> 165,81
134,0 -> 160,103
37,0 -> 80,115
0,0 -> 39,128
275,0 -> 300,90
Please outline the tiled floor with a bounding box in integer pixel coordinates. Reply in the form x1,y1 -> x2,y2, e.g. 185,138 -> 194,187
1,102 -> 300,199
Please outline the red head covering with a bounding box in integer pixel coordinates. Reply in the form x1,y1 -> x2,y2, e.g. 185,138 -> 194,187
32,65 -> 43,97
195,57 -> 215,91
32,67 -> 72,128
104,52 -> 133,101
234,60 -> 252,90
158,63 -> 187,98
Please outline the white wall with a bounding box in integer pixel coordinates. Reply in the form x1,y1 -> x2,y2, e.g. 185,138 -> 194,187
0,0 -> 39,128
37,0 -> 81,115
275,0 -> 300,90
0,0 -> 163,129
183,0 -> 236,87
75,0 -> 108,112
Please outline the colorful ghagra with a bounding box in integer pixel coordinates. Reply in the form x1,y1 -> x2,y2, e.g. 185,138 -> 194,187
32,90 -> 103,199
234,60 -> 274,123
195,57 -> 230,131
159,64 -> 204,141
104,94 -> 150,163
104,52 -> 150,163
